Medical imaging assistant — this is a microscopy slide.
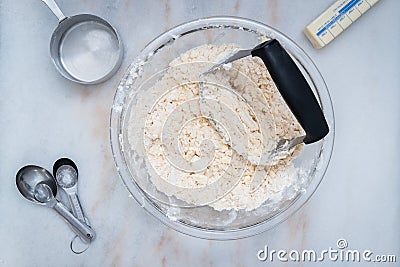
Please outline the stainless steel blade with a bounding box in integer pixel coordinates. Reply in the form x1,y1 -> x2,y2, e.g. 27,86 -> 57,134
275,135 -> 305,153
202,49 -> 252,75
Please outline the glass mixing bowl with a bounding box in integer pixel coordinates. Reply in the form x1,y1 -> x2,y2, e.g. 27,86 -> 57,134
110,17 -> 334,240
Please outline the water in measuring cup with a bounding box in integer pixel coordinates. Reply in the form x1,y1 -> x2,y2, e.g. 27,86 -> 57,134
59,21 -> 120,83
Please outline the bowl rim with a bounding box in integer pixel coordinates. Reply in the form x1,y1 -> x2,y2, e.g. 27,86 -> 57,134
110,16 -> 335,240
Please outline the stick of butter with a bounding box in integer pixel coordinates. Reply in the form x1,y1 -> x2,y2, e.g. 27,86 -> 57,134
304,0 -> 380,49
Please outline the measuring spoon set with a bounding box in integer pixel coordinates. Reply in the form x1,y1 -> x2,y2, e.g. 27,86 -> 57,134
16,158 -> 94,253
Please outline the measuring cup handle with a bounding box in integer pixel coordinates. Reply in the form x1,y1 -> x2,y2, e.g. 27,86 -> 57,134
53,201 -> 95,243
251,39 -> 329,144
41,0 -> 67,22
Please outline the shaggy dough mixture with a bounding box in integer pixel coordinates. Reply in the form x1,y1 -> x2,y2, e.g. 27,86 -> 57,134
128,44 -> 304,211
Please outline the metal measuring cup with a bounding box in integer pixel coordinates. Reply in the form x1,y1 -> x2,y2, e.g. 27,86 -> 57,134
41,0 -> 123,84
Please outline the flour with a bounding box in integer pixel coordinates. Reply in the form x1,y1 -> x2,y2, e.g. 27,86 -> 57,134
128,44 -> 304,211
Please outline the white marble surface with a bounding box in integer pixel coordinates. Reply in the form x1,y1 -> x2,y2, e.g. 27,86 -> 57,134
1,0 -> 399,266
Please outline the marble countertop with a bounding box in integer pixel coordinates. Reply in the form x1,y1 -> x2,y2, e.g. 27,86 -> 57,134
1,0 -> 399,266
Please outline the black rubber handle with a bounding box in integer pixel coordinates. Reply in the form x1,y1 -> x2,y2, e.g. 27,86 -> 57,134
251,39 -> 329,144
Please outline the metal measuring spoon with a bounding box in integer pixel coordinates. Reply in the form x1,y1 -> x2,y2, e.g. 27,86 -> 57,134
16,165 -> 95,243
53,158 -> 89,225
53,158 -> 93,253
41,0 -> 123,84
